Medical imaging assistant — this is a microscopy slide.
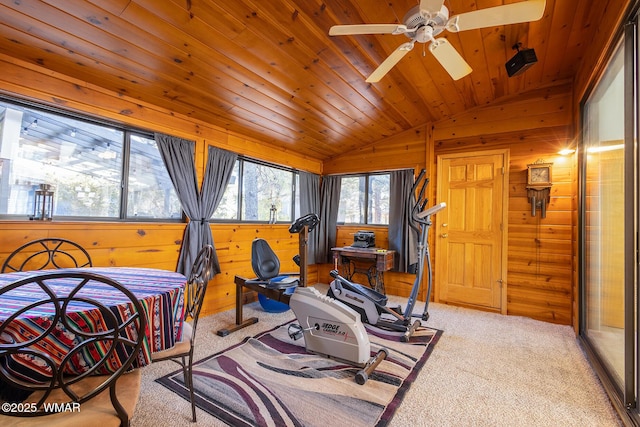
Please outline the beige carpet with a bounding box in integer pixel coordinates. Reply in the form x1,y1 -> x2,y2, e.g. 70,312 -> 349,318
132,286 -> 621,426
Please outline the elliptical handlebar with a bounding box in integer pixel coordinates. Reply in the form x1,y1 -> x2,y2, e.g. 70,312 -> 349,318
409,169 -> 429,236
417,202 -> 446,219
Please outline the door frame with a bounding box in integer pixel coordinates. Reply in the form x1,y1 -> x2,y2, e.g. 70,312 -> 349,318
435,148 -> 510,315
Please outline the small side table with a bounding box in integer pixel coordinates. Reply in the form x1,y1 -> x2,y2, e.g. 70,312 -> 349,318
331,246 -> 395,295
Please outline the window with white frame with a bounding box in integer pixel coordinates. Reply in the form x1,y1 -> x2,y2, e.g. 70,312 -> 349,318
0,98 -> 181,220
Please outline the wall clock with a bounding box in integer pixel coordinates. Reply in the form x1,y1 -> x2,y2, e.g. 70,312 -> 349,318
527,162 -> 552,187
526,161 -> 552,218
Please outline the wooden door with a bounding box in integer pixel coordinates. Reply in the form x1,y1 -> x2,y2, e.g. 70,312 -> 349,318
435,150 -> 508,312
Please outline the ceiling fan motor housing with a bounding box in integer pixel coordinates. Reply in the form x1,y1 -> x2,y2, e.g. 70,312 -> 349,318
403,4 -> 449,41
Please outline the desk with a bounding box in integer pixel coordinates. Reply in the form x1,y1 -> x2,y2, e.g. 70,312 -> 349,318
0,267 -> 186,376
332,247 -> 395,295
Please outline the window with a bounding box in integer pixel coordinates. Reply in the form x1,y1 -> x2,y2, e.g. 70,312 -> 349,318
0,98 -> 180,220
212,158 -> 298,222
213,161 -> 239,220
127,134 -> 182,219
337,173 -> 389,224
581,37 -> 627,395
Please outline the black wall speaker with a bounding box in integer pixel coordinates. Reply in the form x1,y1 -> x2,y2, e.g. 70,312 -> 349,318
505,48 -> 538,77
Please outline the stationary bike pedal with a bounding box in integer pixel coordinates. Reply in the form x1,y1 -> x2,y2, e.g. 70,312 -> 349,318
287,323 -> 304,341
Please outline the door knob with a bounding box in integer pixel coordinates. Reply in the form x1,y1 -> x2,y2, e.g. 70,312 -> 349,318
441,233 -> 448,238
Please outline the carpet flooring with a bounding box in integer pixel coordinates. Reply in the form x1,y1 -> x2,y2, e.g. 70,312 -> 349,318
133,285 -> 622,426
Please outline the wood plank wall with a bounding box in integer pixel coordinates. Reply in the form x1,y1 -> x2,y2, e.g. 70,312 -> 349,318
0,222 -> 315,317
432,82 -> 575,325
323,125 -> 427,175
0,222 -> 185,270
0,55 -> 322,318
322,82 -> 575,325
434,127 -> 575,324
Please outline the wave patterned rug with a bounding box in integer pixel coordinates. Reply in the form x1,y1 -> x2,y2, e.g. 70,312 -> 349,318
157,320 -> 442,427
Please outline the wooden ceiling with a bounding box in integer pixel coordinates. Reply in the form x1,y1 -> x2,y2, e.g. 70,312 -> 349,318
0,0 -> 606,161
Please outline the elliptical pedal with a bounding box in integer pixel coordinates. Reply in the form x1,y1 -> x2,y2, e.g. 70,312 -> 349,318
389,304 -> 403,315
401,319 -> 422,343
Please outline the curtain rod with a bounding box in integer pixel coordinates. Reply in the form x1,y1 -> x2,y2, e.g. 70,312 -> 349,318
323,167 -> 419,177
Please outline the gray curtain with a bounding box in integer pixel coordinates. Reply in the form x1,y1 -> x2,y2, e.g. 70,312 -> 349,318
316,175 -> 341,264
156,133 -> 237,277
388,169 -> 418,273
299,171 -> 321,261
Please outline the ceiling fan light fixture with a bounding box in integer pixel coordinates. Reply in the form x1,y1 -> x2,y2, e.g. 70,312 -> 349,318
415,26 -> 434,43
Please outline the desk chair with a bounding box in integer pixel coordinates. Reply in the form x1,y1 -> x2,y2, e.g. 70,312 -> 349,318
0,271 -> 147,426
151,245 -> 215,422
2,238 -> 93,273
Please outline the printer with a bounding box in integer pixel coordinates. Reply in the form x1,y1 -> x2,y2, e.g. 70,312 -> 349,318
351,230 -> 375,248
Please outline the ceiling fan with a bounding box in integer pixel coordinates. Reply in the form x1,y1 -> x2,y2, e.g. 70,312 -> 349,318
329,0 -> 546,82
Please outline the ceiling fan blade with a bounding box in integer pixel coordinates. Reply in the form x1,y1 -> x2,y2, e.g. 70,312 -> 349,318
447,0 -> 546,32
329,24 -> 408,36
429,38 -> 472,80
420,0 -> 445,14
366,42 -> 414,83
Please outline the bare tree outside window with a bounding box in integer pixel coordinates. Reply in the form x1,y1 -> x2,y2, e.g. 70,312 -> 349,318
212,161 -> 239,220
127,135 -> 181,218
368,174 -> 390,224
241,162 -> 293,222
337,174 -> 389,224
337,176 -> 364,223
212,159 -> 298,222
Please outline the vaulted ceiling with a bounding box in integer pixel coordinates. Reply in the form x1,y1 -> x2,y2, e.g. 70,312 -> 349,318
0,0 -> 607,161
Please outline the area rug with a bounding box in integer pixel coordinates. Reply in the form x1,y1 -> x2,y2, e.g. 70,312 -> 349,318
157,321 -> 442,427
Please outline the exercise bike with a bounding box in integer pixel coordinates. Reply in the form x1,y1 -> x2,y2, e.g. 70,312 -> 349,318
328,170 -> 446,342
220,213 -> 387,384
287,215 -> 389,384
288,286 -> 388,385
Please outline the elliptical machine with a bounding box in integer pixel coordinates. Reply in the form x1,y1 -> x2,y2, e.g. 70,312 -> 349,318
328,169 -> 446,342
